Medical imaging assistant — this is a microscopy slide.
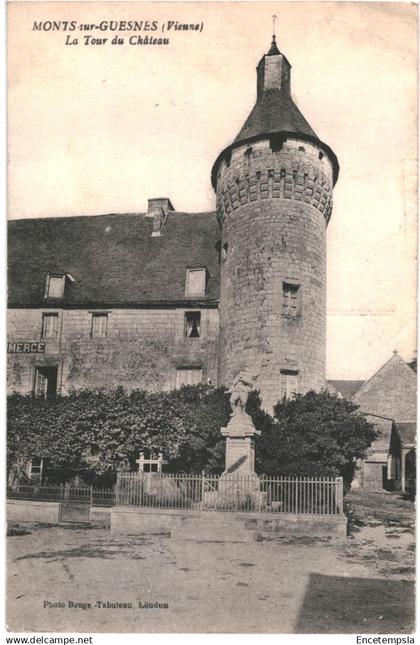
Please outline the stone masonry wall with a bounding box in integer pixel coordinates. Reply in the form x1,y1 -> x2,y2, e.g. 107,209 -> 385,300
216,137 -> 333,410
7,307 -> 219,394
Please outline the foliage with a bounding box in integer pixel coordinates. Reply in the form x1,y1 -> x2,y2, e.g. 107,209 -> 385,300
256,390 -> 379,491
8,387 -> 377,490
7,385 -> 231,486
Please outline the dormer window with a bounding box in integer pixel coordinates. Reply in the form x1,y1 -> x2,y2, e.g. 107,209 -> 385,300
45,273 -> 65,299
185,268 -> 207,298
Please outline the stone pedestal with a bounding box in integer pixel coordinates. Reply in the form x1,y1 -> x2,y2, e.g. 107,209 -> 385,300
221,412 -> 260,475
205,411 -> 267,510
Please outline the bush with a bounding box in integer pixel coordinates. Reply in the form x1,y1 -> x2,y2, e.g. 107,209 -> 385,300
256,390 -> 379,491
7,386 -> 377,490
7,385 -> 231,486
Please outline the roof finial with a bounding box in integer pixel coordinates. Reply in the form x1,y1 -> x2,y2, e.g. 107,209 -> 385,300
268,15 -> 281,56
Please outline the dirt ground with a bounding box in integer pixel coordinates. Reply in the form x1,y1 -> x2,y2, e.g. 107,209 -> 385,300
7,490 -> 415,634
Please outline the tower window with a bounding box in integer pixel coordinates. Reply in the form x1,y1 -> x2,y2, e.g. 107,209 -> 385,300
45,274 -> 65,299
91,313 -> 108,339
298,146 -> 305,153
282,282 -> 301,315
280,370 -> 298,400
185,268 -> 207,298
319,151 -> 324,160
41,313 -> 58,339
184,312 -> 201,338
270,135 -> 284,152
245,147 -> 253,157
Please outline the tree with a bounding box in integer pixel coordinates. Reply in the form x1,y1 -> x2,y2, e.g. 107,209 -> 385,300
7,385 -> 231,486
8,387 -> 377,490
255,390 -> 378,490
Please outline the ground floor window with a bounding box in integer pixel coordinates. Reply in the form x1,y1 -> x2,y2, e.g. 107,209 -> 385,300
176,367 -> 203,388
28,457 -> 44,482
280,369 -> 298,400
34,365 -> 58,398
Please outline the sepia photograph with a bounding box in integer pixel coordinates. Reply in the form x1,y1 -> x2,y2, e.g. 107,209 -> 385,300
6,0 -> 417,636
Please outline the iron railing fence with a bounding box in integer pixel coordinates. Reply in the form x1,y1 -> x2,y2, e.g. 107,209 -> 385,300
116,473 -> 344,515
7,484 -> 116,507
7,475 -> 344,514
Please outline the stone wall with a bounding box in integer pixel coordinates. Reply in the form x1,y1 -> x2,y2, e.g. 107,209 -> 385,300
216,137 -> 333,410
7,307 -> 219,394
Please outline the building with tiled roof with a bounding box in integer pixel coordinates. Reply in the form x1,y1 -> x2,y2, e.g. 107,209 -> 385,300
350,353 -> 416,492
8,37 -> 340,409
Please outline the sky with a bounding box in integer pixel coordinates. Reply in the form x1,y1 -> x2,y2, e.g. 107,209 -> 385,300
7,1 -> 418,380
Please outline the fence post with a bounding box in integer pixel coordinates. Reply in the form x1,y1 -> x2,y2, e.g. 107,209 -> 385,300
201,470 -> 206,510
336,477 -> 343,514
90,485 -> 93,507
115,474 -> 120,506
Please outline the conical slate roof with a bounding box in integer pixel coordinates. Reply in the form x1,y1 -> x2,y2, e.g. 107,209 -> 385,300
211,39 -> 339,188
234,88 -> 318,144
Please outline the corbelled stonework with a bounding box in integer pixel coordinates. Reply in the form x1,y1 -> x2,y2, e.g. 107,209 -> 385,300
212,38 -> 338,410
216,139 -> 333,225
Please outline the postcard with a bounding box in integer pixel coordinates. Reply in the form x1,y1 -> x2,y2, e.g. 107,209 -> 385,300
6,1 -> 417,637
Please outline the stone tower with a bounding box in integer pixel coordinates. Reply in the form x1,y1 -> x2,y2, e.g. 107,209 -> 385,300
212,37 -> 339,410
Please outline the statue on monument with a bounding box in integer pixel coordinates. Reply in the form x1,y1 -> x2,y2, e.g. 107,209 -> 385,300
227,356 -> 269,416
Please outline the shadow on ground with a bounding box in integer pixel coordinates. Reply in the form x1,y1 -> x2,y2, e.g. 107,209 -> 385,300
295,573 -> 415,633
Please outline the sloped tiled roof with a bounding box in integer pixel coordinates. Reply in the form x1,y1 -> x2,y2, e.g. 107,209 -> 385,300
8,212 -> 221,306
326,380 -> 365,399
354,353 -> 417,423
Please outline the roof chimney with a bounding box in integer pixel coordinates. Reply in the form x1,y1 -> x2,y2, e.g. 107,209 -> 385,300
147,198 -> 175,237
